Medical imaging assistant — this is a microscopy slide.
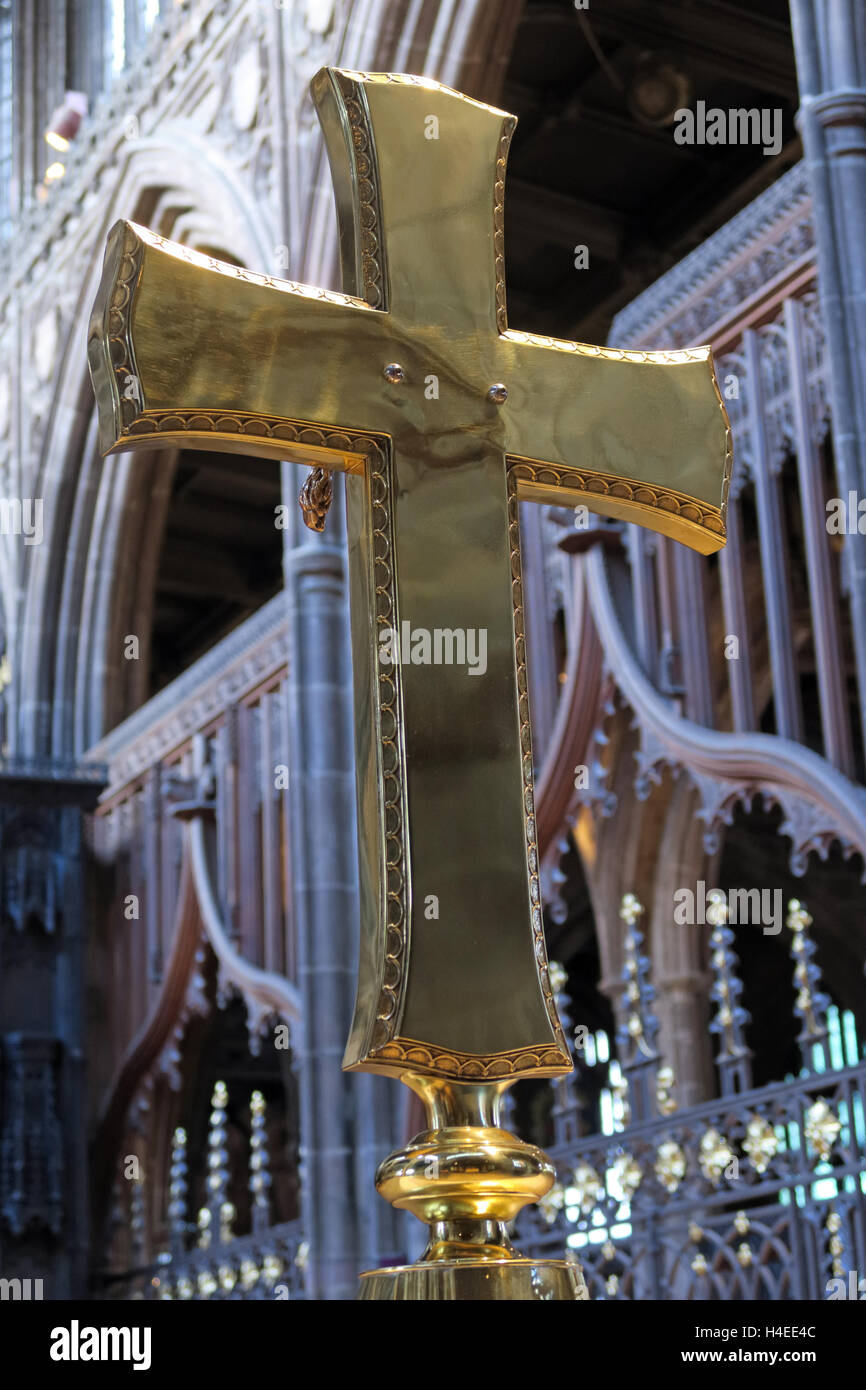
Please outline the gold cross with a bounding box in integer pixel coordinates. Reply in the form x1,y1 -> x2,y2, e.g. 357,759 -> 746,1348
88,68 -> 729,1089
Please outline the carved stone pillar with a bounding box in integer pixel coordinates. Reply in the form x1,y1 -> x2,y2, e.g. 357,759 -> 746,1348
0,764 -> 103,1298
281,472 -> 406,1298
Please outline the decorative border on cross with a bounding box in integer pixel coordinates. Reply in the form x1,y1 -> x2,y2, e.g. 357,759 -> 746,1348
510,458 -> 729,541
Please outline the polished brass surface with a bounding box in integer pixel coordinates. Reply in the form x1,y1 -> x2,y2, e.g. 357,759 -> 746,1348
87,65 -> 729,1298
87,67 -> 730,1083
358,1257 -> 589,1301
377,1076 -> 553,1235
363,1074 -> 589,1299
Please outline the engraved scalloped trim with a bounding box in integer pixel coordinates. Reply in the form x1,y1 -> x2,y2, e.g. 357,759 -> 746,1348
124,220 -> 372,309
508,459 -> 727,536
366,440 -> 411,1051
494,117 -> 516,334
334,68 -> 513,122
504,329 -> 715,366
371,1039 -> 570,1078
125,411 -> 380,452
506,467 -> 572,1069
335,75 -> 386,311
106,224 -> 146,432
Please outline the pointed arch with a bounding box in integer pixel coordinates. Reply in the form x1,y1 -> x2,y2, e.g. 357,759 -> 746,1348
18,128 -> 280,758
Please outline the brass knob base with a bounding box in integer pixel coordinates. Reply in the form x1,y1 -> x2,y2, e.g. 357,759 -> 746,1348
359,1074 -> 589,1300
376,1123 -> 555,1232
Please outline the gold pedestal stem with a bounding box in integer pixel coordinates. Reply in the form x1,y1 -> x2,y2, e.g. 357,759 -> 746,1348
359,1074 -> 589,1300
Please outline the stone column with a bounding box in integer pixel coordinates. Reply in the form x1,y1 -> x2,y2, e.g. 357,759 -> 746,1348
281,469 -> 406,1299
0,764 -> 102,1299
282,474 -> 358,1300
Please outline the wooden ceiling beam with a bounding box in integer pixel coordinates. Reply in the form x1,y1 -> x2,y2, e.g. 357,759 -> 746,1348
521,1 -> 797,98
503,78 -> 706,157
590,0 -> 796,99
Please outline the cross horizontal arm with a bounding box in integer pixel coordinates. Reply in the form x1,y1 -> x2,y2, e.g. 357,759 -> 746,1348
88,222 -> 731,557
498,332 -> 731,555
87,220 -> 392,468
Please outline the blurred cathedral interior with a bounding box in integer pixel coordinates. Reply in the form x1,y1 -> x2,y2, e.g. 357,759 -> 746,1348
1,0 -> 866,1302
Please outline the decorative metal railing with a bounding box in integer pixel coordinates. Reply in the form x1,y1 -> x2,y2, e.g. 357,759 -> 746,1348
518,894 -> 866,1300
106,1081 -> 307,1300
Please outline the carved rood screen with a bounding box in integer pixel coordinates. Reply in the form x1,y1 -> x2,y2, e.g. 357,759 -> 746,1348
589,163 -> 866,863
513,165 -> 866,1301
